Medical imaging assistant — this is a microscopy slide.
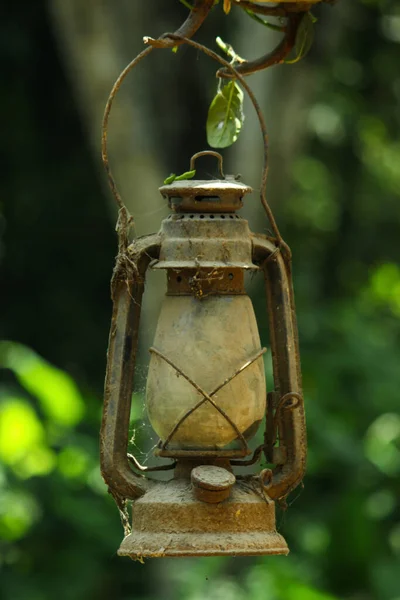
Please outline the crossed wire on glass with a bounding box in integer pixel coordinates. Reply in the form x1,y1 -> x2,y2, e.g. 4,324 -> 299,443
149,346 -> 267,451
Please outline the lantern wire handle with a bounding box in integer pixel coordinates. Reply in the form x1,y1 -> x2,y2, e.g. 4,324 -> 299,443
102,45 -> 154,252
101,34 -> 287,256
190,150 -> 225,179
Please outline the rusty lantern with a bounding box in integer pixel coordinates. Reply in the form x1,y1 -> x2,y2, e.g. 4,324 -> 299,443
100,150 -> 306,559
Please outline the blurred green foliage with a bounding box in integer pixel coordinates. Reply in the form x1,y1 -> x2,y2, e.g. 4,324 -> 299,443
1,0 -> 400,599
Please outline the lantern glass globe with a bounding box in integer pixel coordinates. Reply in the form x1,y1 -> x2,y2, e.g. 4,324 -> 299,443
146,294 -> 266,450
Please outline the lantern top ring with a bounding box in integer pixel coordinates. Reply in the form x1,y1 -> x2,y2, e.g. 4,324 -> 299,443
190,150 -> 225,179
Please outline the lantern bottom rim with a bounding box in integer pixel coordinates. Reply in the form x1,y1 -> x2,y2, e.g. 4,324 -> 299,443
117,478 -> 288,559
118,531 -> 288,559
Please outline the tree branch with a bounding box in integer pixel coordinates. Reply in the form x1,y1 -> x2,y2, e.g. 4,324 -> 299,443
149,0 -> 215,48
216,12 -> 304,78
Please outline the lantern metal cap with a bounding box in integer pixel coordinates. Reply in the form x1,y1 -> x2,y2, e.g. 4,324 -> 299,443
159,179 -> 252,214
159,151 -> 252,214
159,179 -> 251,196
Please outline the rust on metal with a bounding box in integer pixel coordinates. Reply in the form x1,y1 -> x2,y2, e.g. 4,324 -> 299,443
167,268 -> 245,297
252,234 -> 306,500
159,180 -> 251,214
101,220 -> 306,501
191,465 -> 236,490
118,477 -> 288,559
159,151 -> 251,214
153,213 -> 257,270
190,151 -> 225,178
100,146 -> 306,556
100,234 -> 161,500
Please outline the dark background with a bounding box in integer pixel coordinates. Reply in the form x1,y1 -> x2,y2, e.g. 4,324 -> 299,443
1,1 -> 400,599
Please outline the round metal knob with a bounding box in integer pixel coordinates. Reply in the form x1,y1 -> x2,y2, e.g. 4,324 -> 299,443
191,465 -> 236,504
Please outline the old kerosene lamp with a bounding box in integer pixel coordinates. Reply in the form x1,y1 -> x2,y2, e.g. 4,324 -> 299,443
100,148 -> 306,558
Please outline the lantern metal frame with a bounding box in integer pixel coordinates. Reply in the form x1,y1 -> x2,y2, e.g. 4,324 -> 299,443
101,209 -> 306,502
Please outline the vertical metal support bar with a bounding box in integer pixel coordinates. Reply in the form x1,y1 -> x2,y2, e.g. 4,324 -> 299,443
252,235 -> 306,500
100,235 -> 160,500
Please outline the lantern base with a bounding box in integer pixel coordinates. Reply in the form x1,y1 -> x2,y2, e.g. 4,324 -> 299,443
118,478 -> 288,559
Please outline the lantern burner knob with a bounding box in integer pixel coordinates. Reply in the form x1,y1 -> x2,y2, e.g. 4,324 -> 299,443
191,465 -> 236,504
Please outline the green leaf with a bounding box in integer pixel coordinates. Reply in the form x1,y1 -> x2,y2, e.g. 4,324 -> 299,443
206,81 -> 244,149
0,489 -> 41,541
164,173 -> 176,184
163,170 -> 196,185
0,397 -> 56,478
175,169 -> 196,181
285,12 -> 315,64
0,342 -> 84,427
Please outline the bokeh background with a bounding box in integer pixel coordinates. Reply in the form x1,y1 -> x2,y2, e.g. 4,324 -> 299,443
1,1 -> 400,599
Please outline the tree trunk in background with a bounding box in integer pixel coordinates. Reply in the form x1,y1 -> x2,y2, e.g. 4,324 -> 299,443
49,1 -> 170,358
49,1 -> 166,233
